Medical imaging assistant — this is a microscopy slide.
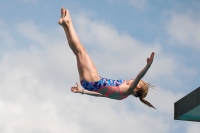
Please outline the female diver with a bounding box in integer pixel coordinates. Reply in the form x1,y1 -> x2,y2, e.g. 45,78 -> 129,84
58,7 -> 156,109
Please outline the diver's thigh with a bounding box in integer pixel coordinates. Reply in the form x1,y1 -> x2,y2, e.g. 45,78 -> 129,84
76,51 -> 100,82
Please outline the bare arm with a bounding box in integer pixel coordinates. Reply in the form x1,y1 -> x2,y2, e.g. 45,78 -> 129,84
71,82 -> 104,97
81,89 -> 105,97
127,52 -> 155,95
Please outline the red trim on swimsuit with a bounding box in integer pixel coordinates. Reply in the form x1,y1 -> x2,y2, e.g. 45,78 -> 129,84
97,81 -> 128,100
81,77 -> 128,100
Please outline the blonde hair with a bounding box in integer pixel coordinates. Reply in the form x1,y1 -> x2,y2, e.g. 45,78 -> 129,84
133,80 -> 156,109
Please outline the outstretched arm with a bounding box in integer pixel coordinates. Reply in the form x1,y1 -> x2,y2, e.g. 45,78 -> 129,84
127,52 -> 155,95
71,82 -> 105,97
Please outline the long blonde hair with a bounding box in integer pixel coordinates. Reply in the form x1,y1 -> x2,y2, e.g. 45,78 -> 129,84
134,81 -> 156,109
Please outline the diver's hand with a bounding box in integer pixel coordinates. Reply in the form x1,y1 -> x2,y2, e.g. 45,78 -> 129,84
71,82 -> 82,93
147,52 -> 155,66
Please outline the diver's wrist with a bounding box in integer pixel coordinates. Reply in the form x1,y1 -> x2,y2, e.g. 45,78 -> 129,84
80,89 -> 84,94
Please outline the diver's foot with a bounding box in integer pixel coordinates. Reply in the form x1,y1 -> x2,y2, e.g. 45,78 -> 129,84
58,7 -> 71,26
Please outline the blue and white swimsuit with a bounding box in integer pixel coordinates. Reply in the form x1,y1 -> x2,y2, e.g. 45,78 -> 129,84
81,77 -> 127,100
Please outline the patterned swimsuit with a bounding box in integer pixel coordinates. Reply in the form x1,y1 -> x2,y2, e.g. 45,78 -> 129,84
81,77 -> 127,100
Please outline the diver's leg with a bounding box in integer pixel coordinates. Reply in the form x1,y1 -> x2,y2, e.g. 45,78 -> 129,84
58,7 -> 100,82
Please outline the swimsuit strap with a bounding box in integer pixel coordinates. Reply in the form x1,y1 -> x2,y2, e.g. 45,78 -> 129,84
105,85 -> 128,100
118,86 -> 128,100
81,77 -> 128,100
104,86 -> 116,97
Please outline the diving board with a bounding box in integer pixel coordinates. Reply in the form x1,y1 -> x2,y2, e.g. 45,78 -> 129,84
174,87 -> 200,122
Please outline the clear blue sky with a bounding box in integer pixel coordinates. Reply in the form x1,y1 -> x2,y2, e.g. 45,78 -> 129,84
0,0 -> 200,133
